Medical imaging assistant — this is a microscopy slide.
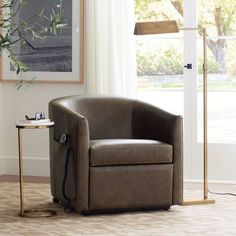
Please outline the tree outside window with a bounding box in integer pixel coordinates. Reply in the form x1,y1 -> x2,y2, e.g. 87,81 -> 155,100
135,0 -> 236,89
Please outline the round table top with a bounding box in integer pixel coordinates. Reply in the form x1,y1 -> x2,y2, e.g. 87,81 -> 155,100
15,120 -> 55,129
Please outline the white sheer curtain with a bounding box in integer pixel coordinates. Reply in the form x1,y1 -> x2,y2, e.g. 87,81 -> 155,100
85,0 -> 137,97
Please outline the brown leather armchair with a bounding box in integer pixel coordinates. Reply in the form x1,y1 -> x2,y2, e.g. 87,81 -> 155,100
49,96 -> 183,214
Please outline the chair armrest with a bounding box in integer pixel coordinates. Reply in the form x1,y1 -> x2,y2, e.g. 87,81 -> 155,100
49,102 -> 90,211
132,101 -> 183,204
132,101 -> 182,145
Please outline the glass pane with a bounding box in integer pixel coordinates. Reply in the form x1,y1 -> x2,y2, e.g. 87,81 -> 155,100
198,0 -> 236,143
135,0 -> 184,116
136,37 -> 184,115
199,0 -> 236,36
135,0 -> 183,26
197,38 -> 236,143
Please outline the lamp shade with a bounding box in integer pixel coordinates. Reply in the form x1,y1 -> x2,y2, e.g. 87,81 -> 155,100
134,20 -> 179,35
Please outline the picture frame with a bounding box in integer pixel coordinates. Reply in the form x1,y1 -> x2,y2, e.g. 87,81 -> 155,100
0,0 -> 84,84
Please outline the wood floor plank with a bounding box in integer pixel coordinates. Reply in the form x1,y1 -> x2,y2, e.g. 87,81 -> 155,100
0,175 -> 50,183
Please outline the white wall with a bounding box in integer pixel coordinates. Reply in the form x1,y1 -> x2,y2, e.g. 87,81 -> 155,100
0,84 -> 4,174
0,82 -> 85,176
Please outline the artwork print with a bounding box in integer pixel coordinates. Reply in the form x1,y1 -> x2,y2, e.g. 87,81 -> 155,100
1,0 -> 83,83
11,0 -> 72,72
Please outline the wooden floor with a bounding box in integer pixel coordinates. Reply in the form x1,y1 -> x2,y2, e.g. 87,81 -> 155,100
0,175 -> 50,183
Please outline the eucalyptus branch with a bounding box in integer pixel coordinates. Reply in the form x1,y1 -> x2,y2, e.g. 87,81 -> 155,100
0,0 -> 18,9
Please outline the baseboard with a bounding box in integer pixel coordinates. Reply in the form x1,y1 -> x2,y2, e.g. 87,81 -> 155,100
1,155 -> 50,177
0,156 -> 4,175
184,178 -> 236,185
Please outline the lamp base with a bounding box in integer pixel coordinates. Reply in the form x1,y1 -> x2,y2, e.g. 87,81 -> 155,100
18,209 -> 56,218
182,199 -> 215,206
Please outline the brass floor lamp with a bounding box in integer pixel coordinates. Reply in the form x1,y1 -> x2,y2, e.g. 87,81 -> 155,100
134,20 -> 215,205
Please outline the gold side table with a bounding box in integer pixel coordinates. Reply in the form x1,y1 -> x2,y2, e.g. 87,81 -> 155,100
16,120 -> 56,218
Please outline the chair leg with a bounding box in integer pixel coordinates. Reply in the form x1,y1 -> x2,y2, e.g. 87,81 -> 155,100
163,205 -> 170,210
52,197 -> 59,203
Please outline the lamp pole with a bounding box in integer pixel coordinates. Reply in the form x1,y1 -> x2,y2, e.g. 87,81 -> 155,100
203,28 -> 208,200
181,27 -> 214,205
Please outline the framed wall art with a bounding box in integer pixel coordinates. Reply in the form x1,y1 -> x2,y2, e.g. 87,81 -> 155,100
1,0 -> 84,84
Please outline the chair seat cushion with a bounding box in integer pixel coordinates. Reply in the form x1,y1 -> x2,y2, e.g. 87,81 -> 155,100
90,139 -> 172,167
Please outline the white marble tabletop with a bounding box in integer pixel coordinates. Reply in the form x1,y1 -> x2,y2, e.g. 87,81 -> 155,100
15,120 -> 55,128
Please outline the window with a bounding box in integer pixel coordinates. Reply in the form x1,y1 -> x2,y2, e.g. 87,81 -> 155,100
135,0 -> 184,115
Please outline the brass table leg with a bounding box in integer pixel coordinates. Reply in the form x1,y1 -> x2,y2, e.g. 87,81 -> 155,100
18,128 -> 24,217
17,128 -> 56,217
